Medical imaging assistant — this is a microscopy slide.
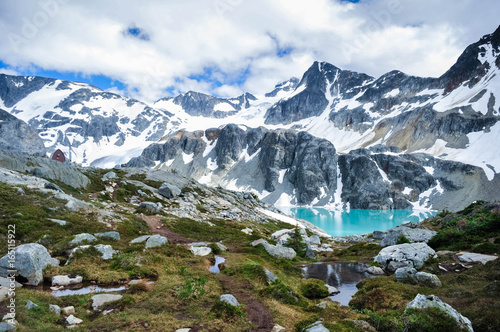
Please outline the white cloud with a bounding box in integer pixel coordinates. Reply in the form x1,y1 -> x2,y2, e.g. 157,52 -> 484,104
0,0 -> 498,102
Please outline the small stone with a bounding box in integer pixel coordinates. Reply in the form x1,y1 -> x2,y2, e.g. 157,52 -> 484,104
309,235 -> 321,245
395,267 -> 418,284
457,252 -> 498,265
325,284 -> 339,295
271,325 -> 286,332
0,322 -> 15,331
65,315 -> 82,325
305,321 -> 329,332
241,227 -> 253,235
415,272 -> 442,288
365,266 -> 386,275
102,172 -> 117,181
220,294 -> 239,307
49,304 -> 61,315
49,218 -> 67,226
26,300 -> 39,309
305,244 -> 316,259
61,306 -> 76,316
175,329 -> 191,332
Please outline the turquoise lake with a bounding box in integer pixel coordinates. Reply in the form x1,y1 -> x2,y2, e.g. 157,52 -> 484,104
280,208 -> 437,237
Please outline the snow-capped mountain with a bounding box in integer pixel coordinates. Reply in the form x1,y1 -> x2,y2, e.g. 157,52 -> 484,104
0,75 -> 172,167
1,26 -> 500,210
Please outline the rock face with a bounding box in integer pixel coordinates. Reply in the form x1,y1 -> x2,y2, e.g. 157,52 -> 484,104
0,109 -> 46,156
0,243 -> 58,285
374,243 -> 436,272
405,294 -> 473,332
380,226 -> 437,247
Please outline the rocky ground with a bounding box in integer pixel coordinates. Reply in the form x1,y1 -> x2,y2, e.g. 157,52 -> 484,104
0,153 -> 498,331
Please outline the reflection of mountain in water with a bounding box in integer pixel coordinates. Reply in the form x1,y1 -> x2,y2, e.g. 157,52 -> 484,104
304,262 -> 370,288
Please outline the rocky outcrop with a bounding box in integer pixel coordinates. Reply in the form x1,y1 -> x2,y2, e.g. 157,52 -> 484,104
0,243 -> 59,285
374,243 -> 436,272
405,294 -> 473,332
0,109 -> 46,156
380,226 -> 437,247
251,239 -> 297,260
145,235 -> 168,248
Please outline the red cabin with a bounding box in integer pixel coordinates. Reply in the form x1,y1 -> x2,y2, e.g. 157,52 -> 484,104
51,149 -> 66,163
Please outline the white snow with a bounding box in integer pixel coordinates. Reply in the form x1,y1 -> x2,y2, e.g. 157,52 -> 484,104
402,187 -> 412,195
207,158 -> 218,171
181,152 -> 194,164
278,169 -> 287,184
213,102 -> 235,112
424,166 -> 434,175
257,208 -> 304,228
384,88 -> 400,98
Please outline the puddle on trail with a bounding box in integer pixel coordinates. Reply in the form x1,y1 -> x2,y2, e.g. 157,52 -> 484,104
303,262 -> 372,306
209,255 -> 226,273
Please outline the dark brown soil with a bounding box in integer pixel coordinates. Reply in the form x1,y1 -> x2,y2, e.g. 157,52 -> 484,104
218,275 -> 274,332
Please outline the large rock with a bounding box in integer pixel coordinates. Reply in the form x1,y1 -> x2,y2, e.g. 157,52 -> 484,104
70,233 -> 97,245
252,240 -> 297,260
374,243 -> 436,272
405,294 -> 473,332
91,294 -> 123,311
395,267 -> 418,284
145,234 -> 168,248
457,252 -> 498,264
380,226 -> 437,247
415,272 -> 442,288
264,268 -> 278,284
305,320 -> 330,332
139,201 -> 162,213
0,243 -> 58,285
158,182 -> 181,199
219,294 -> 239,307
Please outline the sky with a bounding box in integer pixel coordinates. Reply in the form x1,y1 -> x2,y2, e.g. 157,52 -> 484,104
0,0 -> 499,102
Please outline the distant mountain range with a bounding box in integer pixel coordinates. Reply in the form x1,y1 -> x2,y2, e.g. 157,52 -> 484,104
1,26 -> 500,210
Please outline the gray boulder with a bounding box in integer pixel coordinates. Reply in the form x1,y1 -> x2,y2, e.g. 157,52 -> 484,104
139,201 -> 162,213
129,235 -> 151,244
49,218 -> 67,226
380,226 -> 437,247
405,294 -> 473,332
219,294 -> 239,307
264,268 -> 278,284
94,231 -> 121,241
102,171 -> 117,181
415,272 -> 442,288
26,300 -> 39,309
190,246 -> 212,256
395,267 -> 418,284
374,243 -> 436,272
252,240 -> 296,260
70,233 -> 97,245
457,252 -> 498,265
305,244 -> 316,259
91,294 -> 123,311
365,266 -> 386,276
49,304 -> 61,315
309,235 -> 321,245
145,234 -> 168,248
65,314 -> 83,325
158,182 -> 181,199
0,322 -> 16,331
0,243 -> 58,285
44,182 -> 62,192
